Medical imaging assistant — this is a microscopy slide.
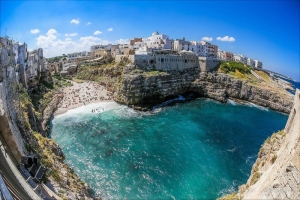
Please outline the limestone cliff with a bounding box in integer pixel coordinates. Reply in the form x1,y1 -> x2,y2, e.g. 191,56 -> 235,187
235,90 -> 300,199
76,62 -> 123,93
191,72 -> 293,113
114,70 -> 293,113
114,68 -> 199,109
41,92 -> 63,136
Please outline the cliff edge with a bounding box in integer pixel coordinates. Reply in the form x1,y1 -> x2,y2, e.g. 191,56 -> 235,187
114,69 -> 293,113
220,90 -> 300,199
242,89 -> 300,199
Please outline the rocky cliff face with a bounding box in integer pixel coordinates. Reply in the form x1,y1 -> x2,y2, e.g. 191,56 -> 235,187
191,73 -> 293,113
114,70 -> 293,113
77,64 -> 123,93
41,92 -> 63,136
114,68 -> 199,109
232,89 -> 300,199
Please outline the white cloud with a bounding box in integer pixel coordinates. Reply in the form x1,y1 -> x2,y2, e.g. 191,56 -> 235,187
201,37 -> 213,42
87,22 -> 92,25
30,29 -> 40,34
114,38 -> 129,44
47,29 -> 57,36
94,30 -> 102,35
65,33 -> 78,37
216,36 -> 235,42
107,28 -> 113,31
35,29 -> 113,57
70,18 -> 80,24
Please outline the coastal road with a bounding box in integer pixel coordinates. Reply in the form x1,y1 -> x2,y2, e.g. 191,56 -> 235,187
0,146 -> 32,200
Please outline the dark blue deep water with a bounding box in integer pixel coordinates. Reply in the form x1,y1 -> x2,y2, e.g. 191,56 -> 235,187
50,99 -> 288,199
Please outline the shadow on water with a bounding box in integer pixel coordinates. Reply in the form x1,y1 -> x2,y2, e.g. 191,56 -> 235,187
151,92 -> 197,111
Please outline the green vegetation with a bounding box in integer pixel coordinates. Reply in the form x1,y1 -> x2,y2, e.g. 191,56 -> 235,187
218,61 -> 252,74
18,84 -> 65,183
26,73 -> 71,111
143,70 -> 168,77
75,56 -> 124,93
46,55 -> 67,63
264,130 -> 285,145
250,171 -> 261,185
18,80 -> 87,195
254,70 -> 270,83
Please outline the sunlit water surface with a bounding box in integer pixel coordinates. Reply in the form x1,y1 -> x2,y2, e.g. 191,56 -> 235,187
50,99 -> 288,199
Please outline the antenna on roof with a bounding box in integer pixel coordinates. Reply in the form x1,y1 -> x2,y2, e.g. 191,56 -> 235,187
5,28 -> 7,37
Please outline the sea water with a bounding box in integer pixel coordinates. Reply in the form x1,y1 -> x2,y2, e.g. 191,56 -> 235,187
50,98 -> 288,199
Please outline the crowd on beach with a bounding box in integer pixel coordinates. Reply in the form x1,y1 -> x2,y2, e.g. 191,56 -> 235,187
56,81 -> 113,114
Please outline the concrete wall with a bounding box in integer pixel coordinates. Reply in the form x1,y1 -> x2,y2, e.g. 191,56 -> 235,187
154,53 -> 199,71
91,49 -> 109,59
198,57 -> 220,72
116,53 -> 200,72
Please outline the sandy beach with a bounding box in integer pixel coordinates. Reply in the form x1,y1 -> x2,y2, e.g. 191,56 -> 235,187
54,80 -> 114,116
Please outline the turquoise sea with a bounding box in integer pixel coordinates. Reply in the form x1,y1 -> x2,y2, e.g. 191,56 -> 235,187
50,98 -> 288,199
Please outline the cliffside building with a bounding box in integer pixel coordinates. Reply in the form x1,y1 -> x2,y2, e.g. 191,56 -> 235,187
67,51 -> 89,60
26,48 -> 46,80
116,50 -> 200,71
254,60 -> 263,68
1,37 -> 48,88
195,41 -> 218,58
217,50 -> 234,61
90,44 -> 111,52
173,38 -> 191,51
89,31 -> 262,69
234,54 -> 248,65
247,58 -> 255,67
143,31 -> 173,50
62,62 -> 77,75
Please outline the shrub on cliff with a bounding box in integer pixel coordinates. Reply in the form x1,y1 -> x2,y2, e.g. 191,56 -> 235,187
218,61 -> 251,74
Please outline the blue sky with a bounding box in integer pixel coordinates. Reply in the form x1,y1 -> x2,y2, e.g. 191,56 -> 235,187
1,1 -> 299,81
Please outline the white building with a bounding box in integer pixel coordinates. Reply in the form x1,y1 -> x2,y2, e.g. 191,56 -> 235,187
118,43 -> 131,55
190,41 -> 217,58
173,38 -> 191,51
62,62 -> 76,72
90,44 -> 112,52
254,60 -> 263,68
234,54 -> 247,64
132,41 -> 145,50
135,46 -> 152,55
143,31 -> 173,50
217,50 -> 227,60
26,48 -> 45,79
67,51 -> 89,60
247,58 -> 255,67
